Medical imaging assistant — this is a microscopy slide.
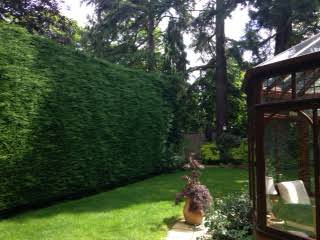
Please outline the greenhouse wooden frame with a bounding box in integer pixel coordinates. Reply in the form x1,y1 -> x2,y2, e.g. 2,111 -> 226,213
246,33 -> 320,240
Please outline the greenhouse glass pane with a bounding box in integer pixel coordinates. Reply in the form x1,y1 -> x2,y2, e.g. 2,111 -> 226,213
257,33 -> 320,67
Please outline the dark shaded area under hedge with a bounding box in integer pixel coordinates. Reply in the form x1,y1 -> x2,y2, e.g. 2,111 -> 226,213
0,23 -> 174,214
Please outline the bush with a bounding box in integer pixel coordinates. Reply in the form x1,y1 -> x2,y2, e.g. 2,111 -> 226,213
203,192 -> 253,240
228,139 -> 248,164
216,132 -> 241,163
158,143 -> 185,172
213,132 -> 249,164
200,142 -> 220,164
200,134 -> 247,165
216,132 -> 242,149
0,23 -> 178,213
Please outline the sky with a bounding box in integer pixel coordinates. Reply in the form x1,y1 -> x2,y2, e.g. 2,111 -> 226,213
61,1 -> 95,27
60,0 -> 250,72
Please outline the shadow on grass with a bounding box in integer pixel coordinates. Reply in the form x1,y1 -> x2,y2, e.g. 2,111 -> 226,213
163,215 -> 182,229
4,167 -> 248,223
149,215 -> 182,232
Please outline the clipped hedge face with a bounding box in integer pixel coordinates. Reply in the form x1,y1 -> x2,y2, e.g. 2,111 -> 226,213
0,23 -> 172,212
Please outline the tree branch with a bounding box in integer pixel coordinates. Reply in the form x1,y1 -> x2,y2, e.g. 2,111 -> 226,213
187,63 -> 215,73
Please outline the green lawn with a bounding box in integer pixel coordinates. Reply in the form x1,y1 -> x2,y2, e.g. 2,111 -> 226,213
0,167 -> 248,240
271,199 -> 315,238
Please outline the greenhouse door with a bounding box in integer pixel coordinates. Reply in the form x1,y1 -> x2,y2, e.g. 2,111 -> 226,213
255,104 -> 320,240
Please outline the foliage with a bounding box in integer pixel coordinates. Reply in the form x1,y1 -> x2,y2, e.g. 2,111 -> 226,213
158,143 -> 185,172
226,58 -> 247,136
175,158 -> 212,213
189,0 -> 247,136
0,0 -> 80,45
243,0 -> 320,63
162,18 -> 188,77
82,0 -> 194,71
82,1 -> 191,150
200,136 -> 247,165
80,0 -> 248,137
186,57 -> 246,138
0,23 -> 178,213
159,73 -> 190,171
216,132 -> 242,163
183,83 -> 206,133
200,142 -> 220,164
229,139 -> 248,164
203,192 -> 253,240
0,167 -> 248,239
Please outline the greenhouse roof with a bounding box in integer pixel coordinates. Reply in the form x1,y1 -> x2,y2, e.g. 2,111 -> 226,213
245,32 -> 320,83
257,32 -> 320,67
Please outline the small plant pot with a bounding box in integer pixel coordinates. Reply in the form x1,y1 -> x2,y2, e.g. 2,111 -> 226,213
183,198 -> 204,225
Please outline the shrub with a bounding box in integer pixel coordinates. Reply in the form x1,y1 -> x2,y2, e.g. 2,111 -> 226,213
158,143 -> 185,172
228,139 -> 248,164
216,132 -> 242,149
0,23 -> 179,213
202,192 -> 253,240
200,142 -> 220,164
216,132 -> 242,164
200,136 -> 248,165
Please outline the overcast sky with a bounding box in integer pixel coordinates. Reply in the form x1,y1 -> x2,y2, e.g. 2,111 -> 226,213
60,0 -> 250,74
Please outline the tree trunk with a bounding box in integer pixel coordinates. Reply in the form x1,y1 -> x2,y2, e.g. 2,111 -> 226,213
215,0 -> 227,136
274,8 -> 293,55
147,14 -> 155,71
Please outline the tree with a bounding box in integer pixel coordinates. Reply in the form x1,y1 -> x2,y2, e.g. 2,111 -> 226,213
190,70 -> 216,139
186,56 -> 246,138
83,0 -> 194,72
0,0 -> 80,44
83,0 -> 163,70
190,0 -> 245,138
243,0 -> 320,63
215,0 -> 228,136
163,18 -> 189,76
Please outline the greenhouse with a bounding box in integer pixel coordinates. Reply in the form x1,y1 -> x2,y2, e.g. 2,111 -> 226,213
246,33 -> 320,240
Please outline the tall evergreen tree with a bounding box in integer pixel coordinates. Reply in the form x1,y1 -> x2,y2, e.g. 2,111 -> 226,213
83,0 -> 192,71
244,0 -> 320,63
190,0 -> 244,138
162,19 -> 188,77
215,0 -> 228,136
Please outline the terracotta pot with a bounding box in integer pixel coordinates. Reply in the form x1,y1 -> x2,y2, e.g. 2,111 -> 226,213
183,198 -> 204,225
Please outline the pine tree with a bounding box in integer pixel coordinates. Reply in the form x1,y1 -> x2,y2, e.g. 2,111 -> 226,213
244,0 -> 320,62
163,19 -> 188,77
190,0 -> 244,138
83,0 -> 193,71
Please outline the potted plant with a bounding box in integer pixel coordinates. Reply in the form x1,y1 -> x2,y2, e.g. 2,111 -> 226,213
175,155 -> 213,225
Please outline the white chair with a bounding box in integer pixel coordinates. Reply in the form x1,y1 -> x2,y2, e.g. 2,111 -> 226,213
277,180 -> 311,205
266,176 -> 278,212
266,176 -> 278,195
277,180 -> 315,236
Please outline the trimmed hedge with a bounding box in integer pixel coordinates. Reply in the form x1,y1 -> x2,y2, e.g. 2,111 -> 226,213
0,23 -> 173,213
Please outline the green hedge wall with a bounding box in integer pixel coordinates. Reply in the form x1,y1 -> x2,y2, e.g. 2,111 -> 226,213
0,23 -> 172,213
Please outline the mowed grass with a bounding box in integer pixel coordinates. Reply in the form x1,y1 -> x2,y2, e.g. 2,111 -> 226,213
0,167 -> 248,240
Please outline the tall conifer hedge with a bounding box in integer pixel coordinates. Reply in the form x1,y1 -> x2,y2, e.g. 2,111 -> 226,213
0,23 -> 173,213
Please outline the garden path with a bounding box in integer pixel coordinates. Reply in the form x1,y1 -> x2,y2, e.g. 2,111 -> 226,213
166,220 -> 208,240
